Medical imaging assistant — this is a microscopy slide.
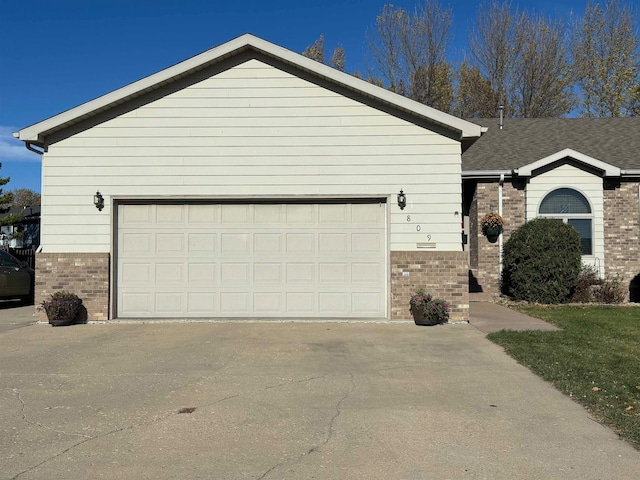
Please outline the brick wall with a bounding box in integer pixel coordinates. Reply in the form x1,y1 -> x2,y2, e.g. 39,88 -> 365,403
604,182 -> 640,299
473,180 -> 526,295
35,253 -> 110,321
391,250 -> 469,322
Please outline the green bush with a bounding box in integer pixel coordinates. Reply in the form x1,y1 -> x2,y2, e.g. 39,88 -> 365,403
501,218 -> 582,304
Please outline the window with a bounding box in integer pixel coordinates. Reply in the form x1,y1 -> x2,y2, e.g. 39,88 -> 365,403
539,188 -> 593,255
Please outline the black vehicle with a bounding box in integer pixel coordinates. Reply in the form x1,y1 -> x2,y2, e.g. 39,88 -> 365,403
0,250 -> 34,303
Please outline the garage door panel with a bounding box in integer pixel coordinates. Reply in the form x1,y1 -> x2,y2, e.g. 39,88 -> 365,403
156,205 -> 184,223
187,292 -> 216,312
352,292 -> 382,312
121,233 -> 152,253
286,204 -> 314,224
254,263 -> 283,283
286,233 -> 315,252
188,233 -> 217,252
156,233 -> 183,253
319,233 -> 347,253
286,292 -> 315,312
117,202 -> 386,318
221,263 -> 250,283
253,292 -> 281,313
221,233 -> 250,253
319,204 -> 348,223
319,263 -> 347,283
154,263 -> 183,282
188,263 -> 217,283
318,293 -> 347,312
188,204 -> 219,223
220,292 -> 250,313
254,233 -> 282,253
156,293 -> 183,314
352,263 -> 382,283
352,203 -> 384,224
286,263 -> 315,282
254,204 -> 283,224
222,204 -> 250,223
122,204 -> 153,224
352,233 -> 381,253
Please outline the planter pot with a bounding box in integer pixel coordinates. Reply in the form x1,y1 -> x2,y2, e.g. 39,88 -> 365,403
410,306 -> 440,326
46,310 -> 80,327
484,226 -> 502,243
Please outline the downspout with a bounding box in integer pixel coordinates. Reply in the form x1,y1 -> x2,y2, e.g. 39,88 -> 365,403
499,173 -> 504,279
23,142 -> 45,253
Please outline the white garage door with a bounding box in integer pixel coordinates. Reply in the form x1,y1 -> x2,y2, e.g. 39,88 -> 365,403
116,202 -> 387,318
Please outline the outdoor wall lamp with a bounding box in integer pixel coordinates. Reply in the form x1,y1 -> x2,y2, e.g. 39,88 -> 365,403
397,189 -> 406,210
94,191 -> 104,211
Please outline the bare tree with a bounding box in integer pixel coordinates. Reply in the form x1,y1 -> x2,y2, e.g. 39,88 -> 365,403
466,1 -> 574,117
512,15 -> 574,117
367,1 -> 455,111
468,0 -> 519,115
10,188 -> 41,207
571,0 -> 640,117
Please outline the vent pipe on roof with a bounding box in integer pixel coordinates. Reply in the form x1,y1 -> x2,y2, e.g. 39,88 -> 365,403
499,105 -> 504,130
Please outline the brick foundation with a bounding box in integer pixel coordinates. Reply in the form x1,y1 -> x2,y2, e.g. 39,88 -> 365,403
391,251 -> 469,322
36,253 -> 110,321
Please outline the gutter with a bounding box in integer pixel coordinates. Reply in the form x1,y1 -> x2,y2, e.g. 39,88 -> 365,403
462,170 -> 513,180
25,142 -> 45,155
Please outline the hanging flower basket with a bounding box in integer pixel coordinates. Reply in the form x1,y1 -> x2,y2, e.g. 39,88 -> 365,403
480,213 -> 504,242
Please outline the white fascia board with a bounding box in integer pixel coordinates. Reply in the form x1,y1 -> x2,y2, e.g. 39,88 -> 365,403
516,148 -> 621,177
16,33 -> 483,145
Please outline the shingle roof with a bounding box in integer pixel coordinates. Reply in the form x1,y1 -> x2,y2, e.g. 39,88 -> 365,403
462,117 -> 640,172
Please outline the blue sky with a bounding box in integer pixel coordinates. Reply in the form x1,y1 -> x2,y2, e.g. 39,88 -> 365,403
1,0 -> 588,193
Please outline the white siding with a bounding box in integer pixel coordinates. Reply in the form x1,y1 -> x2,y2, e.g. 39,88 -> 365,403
41,59 -> 462,253
527,163 -> 604,271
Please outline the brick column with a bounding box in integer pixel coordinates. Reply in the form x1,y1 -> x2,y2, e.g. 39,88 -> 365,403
604,182 -> 640,300
474,180 -> 526,295
36,253 -> 110,321
391,251 -> 469,322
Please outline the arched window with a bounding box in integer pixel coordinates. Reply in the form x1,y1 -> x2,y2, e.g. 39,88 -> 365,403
539,188 -> 593,255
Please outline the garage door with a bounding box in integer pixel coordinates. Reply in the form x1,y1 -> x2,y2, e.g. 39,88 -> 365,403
116,202 -> 387,318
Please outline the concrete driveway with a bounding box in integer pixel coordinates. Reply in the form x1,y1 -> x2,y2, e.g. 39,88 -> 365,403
1,306 -> 639,479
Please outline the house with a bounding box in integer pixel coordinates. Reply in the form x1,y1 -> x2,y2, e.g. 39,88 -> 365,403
14,34 -> 483,322
463,117 -> 640,300
0,205 -> 40,249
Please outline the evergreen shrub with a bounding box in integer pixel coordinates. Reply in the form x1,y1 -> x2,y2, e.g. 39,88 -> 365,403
501,218 -> 582,304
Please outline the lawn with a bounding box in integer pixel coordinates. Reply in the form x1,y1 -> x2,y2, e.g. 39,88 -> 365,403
487,305 -> 640,449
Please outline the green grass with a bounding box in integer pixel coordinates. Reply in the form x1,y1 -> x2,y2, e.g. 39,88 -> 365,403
487,305 -> 640,449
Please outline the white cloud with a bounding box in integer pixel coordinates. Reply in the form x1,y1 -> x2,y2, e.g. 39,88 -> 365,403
0,126 -> 42,163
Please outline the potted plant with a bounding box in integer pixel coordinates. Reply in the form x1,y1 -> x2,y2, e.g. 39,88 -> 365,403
409,290 -> 432,324
38,291 -> 83,326
423,298 -> 450,325
480,212 -> 504,242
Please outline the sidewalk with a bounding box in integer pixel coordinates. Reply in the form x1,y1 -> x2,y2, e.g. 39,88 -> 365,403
469,293 -> 560,334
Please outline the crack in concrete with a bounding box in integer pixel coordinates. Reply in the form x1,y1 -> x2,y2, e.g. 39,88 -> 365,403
265,374 -> 327,390
10,392 -> 241,480
257,373 -> 356,480
12,389 -> 92,439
